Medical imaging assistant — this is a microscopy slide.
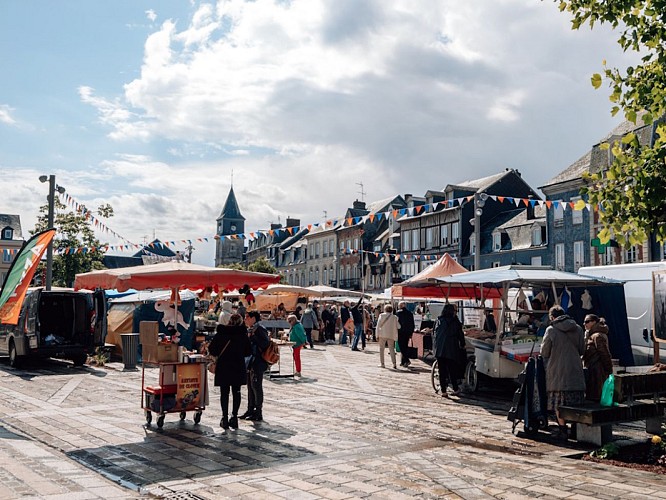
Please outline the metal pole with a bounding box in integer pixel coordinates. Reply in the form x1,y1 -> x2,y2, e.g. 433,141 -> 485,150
45,174 -> 56,291
474,192 -> 481,271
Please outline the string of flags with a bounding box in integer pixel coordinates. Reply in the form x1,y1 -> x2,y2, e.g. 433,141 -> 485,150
50,193 -> 595,256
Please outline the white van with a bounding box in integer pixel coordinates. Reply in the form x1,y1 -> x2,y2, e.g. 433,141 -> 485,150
579,262 -> 666,365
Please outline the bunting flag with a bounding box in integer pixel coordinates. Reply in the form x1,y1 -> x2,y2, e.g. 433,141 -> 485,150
0,229 -> 56,325
51,192 -> 599,255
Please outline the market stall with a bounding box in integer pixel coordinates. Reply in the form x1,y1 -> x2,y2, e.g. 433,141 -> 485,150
74,262 -> 280,428
430,265 -> 633,392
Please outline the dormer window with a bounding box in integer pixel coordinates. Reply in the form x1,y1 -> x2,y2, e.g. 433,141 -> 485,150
492,231 -> 502,252
2,227 -> 13,240
531,224 -> 544,246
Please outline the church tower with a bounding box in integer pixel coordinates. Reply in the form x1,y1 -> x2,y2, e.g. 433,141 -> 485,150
215,186 -> 245,267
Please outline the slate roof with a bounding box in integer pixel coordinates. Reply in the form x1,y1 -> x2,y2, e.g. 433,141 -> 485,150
540,150 -> 591,188
480,205 -> 546,254
0,214 -> 23,239
218,186 -> 245,220
133,239 -> 177,258
445,171 -> 509,193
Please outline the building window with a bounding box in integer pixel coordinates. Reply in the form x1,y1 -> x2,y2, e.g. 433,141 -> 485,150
373,241 -> 382,252
441,225 -> 449,246
492,261 -> 501,268
555,243 -> 565,270
573,240 -> 584,271
531,256 -> 542,266
330,265 -> 335,284
452,223 -> 459,244
532,226 -> 543,246
323,240 -> 328,256
346,239 -> 351,251
2,228 -> 12,240
315,242 -> 320,258
492,232 -> 501,252
601,247 -> 614,265
553,203 -> 564,228
354,238 -> 359,251
426,227 -> 433,249
340,241 -> 345,253
2,251 -> 11,263
309,268 -> 313,285
626,245 -> 637,263
323,267 -> 328,284
314,267 -> 320,284
402,232 -> 410,252
329,239 -> 335,256
310,244 -> 314,258
411,229 -> 419,250
572,197 -> 583,225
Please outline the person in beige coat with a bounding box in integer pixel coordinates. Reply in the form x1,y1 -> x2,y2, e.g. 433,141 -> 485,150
375,304 -> 400,369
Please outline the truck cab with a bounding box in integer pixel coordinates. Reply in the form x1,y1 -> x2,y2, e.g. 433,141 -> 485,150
0,288 -> 106,368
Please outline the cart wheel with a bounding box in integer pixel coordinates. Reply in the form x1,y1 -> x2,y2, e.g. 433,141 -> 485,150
179,411 -> 187,421
194,411 -> 202,424
145,411 -> 152,425
538,415 -> 548,430
157,415 -> 165,429
430,359 -> 441,393
464,360 -> 478,393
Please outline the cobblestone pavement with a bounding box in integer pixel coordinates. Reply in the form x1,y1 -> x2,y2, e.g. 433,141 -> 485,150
1,343 -> 666,499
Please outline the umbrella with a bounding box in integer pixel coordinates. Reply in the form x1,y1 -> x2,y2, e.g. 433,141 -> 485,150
391,253 -> 469,299
259,284 -> 312,296
307,284 -> 367,298
74,261 -> 280,293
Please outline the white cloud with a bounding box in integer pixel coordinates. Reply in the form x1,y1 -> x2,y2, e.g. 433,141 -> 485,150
145,9 -> 157,22
0,105 -> 17,126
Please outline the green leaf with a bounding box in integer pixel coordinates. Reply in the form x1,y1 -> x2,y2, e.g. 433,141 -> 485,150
591,73 -> 603,89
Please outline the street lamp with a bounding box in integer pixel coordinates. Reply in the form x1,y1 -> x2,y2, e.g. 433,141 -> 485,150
39,175 -> 65,290
472,192 -> 488,271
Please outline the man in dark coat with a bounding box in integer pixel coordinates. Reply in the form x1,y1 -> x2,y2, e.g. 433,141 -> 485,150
350,297 -> 365,351
339,301 -> 351,345
396,301 -> 415,367
433,304 -> 467,397
241,311 -> 270,421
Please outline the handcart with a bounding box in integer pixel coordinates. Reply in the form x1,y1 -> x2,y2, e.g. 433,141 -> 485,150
507,354 -> 548,435
141,360 -> 208,429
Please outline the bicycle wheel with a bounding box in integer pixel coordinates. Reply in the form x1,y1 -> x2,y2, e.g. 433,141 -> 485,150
431,359 -> 441,393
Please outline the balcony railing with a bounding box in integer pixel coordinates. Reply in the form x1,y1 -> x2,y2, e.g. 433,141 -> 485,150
338,278 -> 361,290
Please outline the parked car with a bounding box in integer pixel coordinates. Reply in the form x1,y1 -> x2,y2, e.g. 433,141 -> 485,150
0,287 -> 106,368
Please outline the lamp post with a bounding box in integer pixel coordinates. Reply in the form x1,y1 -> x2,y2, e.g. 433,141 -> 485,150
473,192 -> 488,271
39,175 -> 65,290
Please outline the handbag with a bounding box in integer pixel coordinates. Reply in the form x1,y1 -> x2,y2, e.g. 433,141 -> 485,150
208,340 -> 230,374
405,338 -> 418,360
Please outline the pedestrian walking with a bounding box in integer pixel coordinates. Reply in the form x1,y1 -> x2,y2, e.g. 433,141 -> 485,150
350,297 -> 365,351
396,301 -> 415,367
375,304 -> 399,369
208,313 -> 251,430
287,314 -> 307,377
433,304 -> 467,397
301,303 -> 318,349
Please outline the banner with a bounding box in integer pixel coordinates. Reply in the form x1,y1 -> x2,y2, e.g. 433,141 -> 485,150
0,228 -> 56,325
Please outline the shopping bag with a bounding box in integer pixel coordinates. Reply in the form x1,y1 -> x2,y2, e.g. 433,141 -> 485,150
600,374 -> 615,407
394,341 -> 401,353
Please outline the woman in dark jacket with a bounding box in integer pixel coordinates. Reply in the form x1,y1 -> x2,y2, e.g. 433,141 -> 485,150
208,314 -> 251,429
433,304 -> 467,397
582,314 -> 613,402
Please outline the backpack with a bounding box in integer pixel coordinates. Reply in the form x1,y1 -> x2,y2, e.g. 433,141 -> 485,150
262,340 -> 280,365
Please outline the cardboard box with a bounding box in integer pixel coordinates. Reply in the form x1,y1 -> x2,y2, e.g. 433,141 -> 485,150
157,343 -> 178,362
140,321 -> 160,346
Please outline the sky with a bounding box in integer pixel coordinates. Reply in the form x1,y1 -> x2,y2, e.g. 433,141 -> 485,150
0,0 -> 640,266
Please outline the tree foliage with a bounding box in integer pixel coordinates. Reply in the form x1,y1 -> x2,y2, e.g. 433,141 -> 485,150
32,199 -> 113,287
557,0 -> 666,245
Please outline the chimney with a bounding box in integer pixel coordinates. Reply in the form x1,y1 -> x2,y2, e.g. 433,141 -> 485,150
353,200 -> 366,210
286,217 -> 300,227
270,223 -> 282,230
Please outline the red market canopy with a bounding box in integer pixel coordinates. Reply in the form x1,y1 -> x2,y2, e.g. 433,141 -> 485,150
391,253 -> 470,299
74,261 -> 280,293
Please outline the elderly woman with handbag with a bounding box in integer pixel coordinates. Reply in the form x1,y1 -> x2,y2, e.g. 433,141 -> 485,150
208,314 -> 251,430
582,314 -> 613,401
375,304 -> 400,369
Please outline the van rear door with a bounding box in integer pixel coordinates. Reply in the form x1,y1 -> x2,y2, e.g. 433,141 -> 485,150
92,289 -> 107,347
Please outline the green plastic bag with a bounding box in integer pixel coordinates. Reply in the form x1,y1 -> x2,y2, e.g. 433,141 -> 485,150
394,341 -> 401,353
600,374 -> 615,407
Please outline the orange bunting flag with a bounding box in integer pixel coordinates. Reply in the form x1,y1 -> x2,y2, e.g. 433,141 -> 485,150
497,196 -> 504,203
369,214 -> 375,223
